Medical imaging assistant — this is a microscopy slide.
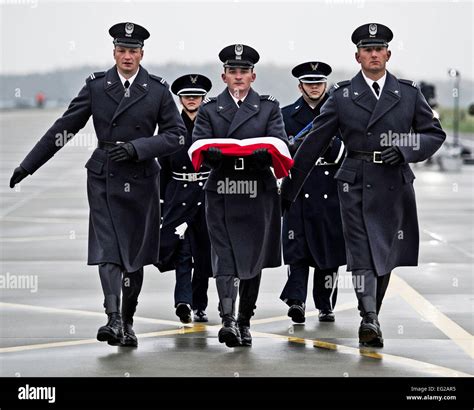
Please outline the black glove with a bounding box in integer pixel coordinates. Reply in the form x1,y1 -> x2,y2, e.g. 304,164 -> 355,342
109,142 -> 137,162
251,148 -> 272,170
381,146 -> 403,165
9,166 -> 29,188
203,147 -> 223,169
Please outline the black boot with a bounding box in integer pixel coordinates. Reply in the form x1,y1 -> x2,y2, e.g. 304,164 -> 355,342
359,312 -> 383,347
97,295 -> 123,346
121,299 -> 138,347
176,303 -> 192,324
217,298 -> 241,347
237,316 -> 252,347
287,299 -> 306,324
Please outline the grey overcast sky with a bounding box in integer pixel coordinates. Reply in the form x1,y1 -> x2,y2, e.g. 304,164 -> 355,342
1,0 -> 473,81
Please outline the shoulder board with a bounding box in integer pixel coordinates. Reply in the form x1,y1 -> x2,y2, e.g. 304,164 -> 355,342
203,97 -> 217,105
399,79 -> 418,88
332,80 -> 350,91
149,74 -> 169,87
86,71 -> 105,82
260,95 -> 278,103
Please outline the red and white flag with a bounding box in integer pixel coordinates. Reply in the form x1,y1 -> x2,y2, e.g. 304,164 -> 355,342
188,137 -> 294,178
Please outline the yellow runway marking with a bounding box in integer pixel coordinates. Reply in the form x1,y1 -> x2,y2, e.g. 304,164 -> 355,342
252,331 -> 472,377
392,274 -> 474,359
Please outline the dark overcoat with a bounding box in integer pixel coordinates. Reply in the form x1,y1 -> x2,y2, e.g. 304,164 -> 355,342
281,71 -> 446,276
156,111 -> 212,276
281,95 -> 346,269
192,88 -> 288,279
20,66 -> 186,272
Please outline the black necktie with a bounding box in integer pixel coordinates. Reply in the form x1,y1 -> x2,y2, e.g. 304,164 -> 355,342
237,100 -> 243,107
124,80 -> 130,90
372,82 -> 380,96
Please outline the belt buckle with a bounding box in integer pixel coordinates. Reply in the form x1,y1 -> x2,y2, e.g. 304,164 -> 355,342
234,157 -> 244,170
189,173 -> 197,182
373,151 -> 383,163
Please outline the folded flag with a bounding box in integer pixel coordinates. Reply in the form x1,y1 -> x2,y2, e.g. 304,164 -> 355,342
188,137 -> 294,178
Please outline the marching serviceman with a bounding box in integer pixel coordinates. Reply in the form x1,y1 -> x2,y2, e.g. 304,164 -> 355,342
190,44 -> 291,347
281,23 -> 445,347
9,22 -> 186,347
157,74 -> 213,324
280,62 -> 346,324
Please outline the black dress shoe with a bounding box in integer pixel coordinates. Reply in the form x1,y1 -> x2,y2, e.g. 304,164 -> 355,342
176,303 -> 192,324
358,313 -> 382,344
218,316 -> 242,347
288,301 -> 305,324
318,310 -> 335,322
121,323 -> 138,347
360,336 -> 384,348
238,325 -> 252,347
193,309 -> 208,323
97,313 -> 123,346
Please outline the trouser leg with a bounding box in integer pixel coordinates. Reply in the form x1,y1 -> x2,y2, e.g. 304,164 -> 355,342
99,263 -> 122,313
216,275 -> 238,318
122,267 -> 144,325
174,234 -> 193,307
376,273 -> 391,315
238,273 -> 262,326
192,269 -> 209,311
313,268 -> 339,312
352,269 -> 378,316
279,264 -> 310,305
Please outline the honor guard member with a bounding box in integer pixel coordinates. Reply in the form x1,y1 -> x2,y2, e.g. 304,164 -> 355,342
157,74 -> 213,323
9,22 -> 187,348
192,44 -> 288,347
281,23 -> 445,347
280,62 -> 346,323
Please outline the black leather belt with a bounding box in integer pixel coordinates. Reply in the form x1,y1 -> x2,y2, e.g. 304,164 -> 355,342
98,141 -> 124,151
347,150 -> 383,164
220,156 -> 261,171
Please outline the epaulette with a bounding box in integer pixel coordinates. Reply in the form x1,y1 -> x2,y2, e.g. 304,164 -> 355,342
203,97 -> 217,105
86,71 -> 105,82
332,80 -> 350,91
149,74 -> 169,87
399,79 -> 418,88
260,95 -> 278,103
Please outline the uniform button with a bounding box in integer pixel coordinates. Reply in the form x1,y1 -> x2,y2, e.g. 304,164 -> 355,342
109,173 -> 114,177
197,202 -> 202,206
366,184 -> 372,188
182,202 -> 186,206
304,193 -> 309,198
182,166 -> 187,170
135,125 -> 140,129
367,132 -> 372,136
112,123 -> 117,127
324,171 -> 329,175
198,182 -> 203,186
323,194 -> 328,199
183,184 -> 188,188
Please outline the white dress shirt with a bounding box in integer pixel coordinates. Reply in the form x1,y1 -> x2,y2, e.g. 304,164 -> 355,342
228,89 -> 248,107
361,70 -> 386,100
117,67 -> 140,88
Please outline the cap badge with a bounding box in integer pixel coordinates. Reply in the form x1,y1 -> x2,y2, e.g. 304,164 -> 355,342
125,22 -> 134,37
310,62 -> 319,71
189,75 -> 198,84
369,23 -> 377,37
234,44 -> 243,60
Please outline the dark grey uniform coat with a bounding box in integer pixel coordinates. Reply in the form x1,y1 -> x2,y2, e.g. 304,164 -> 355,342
192,88 -> 288,279
281,71 -> 446,276
281,95 -> 346,269
20,66 -> 186,272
